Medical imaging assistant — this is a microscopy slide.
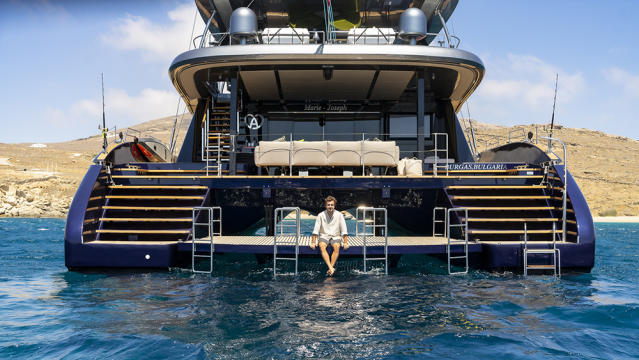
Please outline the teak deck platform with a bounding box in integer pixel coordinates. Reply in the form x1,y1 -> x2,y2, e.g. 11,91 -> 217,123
90,235 -> 484,255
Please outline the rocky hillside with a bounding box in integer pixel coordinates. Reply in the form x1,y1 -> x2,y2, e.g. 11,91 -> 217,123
0,113 -> 190,218
463,120 -> 639,216
0,114 -> 637,218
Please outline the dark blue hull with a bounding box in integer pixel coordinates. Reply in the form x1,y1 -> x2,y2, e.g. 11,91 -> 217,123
65,162 -> 595,272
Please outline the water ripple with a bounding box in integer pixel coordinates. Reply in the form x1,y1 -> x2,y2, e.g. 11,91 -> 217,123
0,220 -> 638,359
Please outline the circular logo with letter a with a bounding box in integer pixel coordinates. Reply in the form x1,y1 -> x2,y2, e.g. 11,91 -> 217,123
244,114 -> 264,130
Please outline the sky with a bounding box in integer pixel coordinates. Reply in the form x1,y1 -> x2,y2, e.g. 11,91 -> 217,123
1,0 -> 638,143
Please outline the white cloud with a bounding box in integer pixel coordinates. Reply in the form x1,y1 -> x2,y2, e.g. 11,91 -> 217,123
468,54 -> 585,126
603,67 -> 639,98
43,88 -> 177,136
101,3 -> 204,61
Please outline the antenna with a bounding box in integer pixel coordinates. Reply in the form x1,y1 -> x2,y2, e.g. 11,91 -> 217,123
101,73 -> 107,152
549,73 -> 558,138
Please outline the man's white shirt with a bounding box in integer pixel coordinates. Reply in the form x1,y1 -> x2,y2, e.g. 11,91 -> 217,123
312,210 -> 348,240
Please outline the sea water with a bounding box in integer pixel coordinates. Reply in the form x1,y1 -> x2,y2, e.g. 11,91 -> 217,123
0,218 -> 638,359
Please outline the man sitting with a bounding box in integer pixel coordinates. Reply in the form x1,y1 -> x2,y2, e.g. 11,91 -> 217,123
310,195 -> 349,276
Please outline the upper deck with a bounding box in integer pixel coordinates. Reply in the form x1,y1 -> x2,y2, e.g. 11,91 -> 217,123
170,0 -> 483,113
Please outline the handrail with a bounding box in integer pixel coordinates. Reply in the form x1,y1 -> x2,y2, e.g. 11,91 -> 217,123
196,26 -> 459,47
426,133 -> 449,176
540,136 -> 568,243
508,128 -> 525,143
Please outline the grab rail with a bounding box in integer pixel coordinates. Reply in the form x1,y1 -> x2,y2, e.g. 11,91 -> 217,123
540,136 -> 568,242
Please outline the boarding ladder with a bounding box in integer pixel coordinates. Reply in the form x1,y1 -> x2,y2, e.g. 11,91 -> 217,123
356,207 -> 388,275
524,222 -> 561,276
432,207 -> 447,238
430,133 -> 449,176
191,206 -> 222,273
273,207 -> 301,277
447,208 -> 469,275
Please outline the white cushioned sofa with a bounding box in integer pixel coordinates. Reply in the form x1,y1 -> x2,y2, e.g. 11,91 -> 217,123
254,140 -> 399,168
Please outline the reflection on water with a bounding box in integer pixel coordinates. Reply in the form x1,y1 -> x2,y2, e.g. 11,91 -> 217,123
0,220 -> 638,359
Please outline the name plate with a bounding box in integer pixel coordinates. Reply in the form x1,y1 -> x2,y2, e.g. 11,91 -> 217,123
448,163 -> 510,171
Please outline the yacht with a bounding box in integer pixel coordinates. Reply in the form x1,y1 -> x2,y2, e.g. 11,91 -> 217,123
65,0 -> 595,275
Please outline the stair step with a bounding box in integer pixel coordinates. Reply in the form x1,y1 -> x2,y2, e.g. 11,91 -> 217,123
103,206 -> 195,211
452,195 -> 553,200
469,229 -> 558,235
434,175 -> 545,179
100,218 -> 193,222
108,185 -> 207,190
105,195 -> 204,200
113,168 -> 210,173
464,218 -> 559,222
464,206 -> 555,211
96,229 -> 190,234
447,185 -> 563,190
469,229 -> 577,236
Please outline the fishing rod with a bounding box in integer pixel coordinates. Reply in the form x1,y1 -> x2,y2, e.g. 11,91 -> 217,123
548,73 -> 558,152
101,73 -> 107,152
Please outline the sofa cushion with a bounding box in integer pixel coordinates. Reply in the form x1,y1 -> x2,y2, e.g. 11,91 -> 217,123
292,141 -> 328,166
362,141 -> 398,166
327,141 -> 362,166
254,141 -> 291,166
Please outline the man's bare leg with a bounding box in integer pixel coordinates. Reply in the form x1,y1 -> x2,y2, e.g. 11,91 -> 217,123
319,242 -> 334,274
329,243 -> 340,275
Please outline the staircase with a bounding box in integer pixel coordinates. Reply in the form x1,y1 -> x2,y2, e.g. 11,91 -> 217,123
202,103 -> 231,175
445,167 -> 578,243
94,182 -> 209,242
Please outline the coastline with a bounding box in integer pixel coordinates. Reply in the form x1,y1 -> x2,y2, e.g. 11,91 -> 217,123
592,216 -> 639,223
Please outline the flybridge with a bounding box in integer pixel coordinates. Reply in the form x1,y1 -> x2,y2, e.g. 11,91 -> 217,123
194,0 -> 460,45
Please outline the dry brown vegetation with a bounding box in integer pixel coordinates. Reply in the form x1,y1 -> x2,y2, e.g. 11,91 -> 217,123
0,114 -> 637,218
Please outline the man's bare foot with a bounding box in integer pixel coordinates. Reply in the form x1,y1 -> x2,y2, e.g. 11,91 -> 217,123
343,243 -> 350,250
327,267 -> 335,276
310,242 -> 316,250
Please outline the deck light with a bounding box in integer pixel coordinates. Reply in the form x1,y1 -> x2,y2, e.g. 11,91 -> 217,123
322,65 -> 334,80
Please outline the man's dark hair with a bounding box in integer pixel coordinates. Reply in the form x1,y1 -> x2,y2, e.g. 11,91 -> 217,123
325,195 -> 337,205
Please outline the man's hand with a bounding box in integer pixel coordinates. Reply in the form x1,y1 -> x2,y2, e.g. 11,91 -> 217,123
343,235 -> 350,250
310,235 -> 317,250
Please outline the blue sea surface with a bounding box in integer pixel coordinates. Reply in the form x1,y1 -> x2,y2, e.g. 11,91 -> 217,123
0,218 -> 638,359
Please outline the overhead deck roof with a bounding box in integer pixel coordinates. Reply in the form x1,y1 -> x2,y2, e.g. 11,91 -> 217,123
169,44 -> 485,113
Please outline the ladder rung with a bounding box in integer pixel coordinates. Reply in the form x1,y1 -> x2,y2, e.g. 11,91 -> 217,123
364,257 -> 387,261
526,265 -> 556,269
526,249 -> 557,254
275,258 -> 297,261
449,256 -> 467,259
